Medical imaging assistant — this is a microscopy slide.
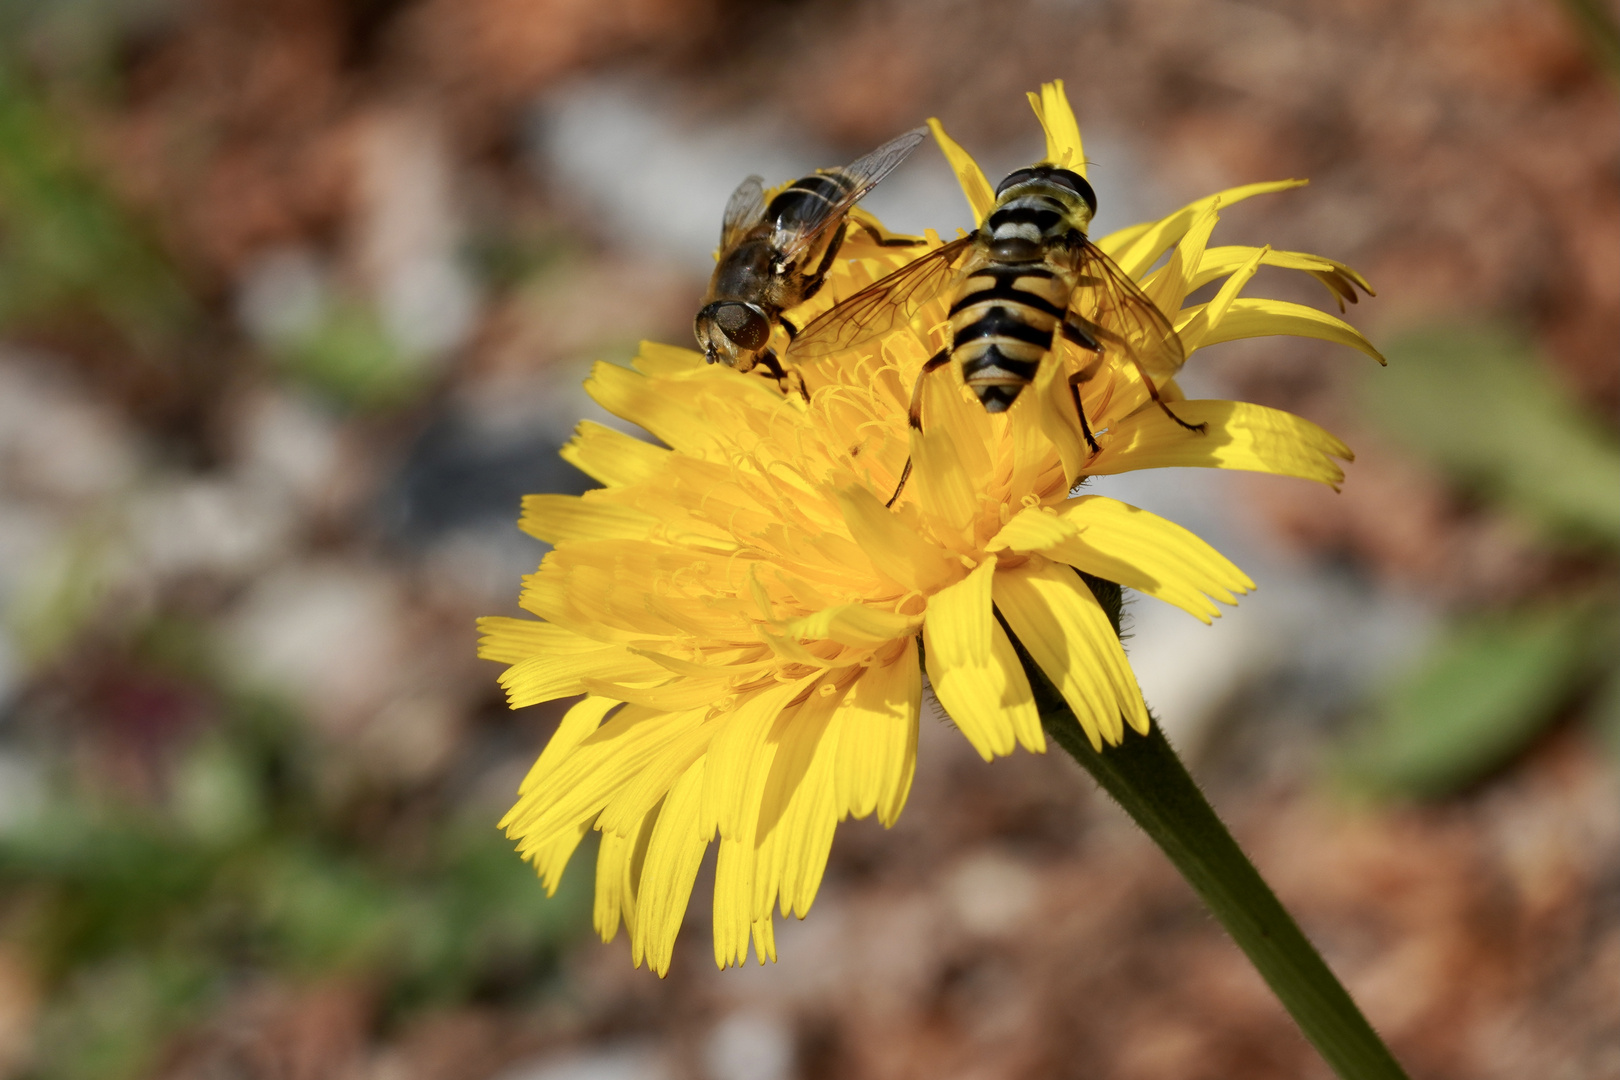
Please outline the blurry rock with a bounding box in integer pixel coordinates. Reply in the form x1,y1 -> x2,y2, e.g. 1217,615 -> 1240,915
233,386 -> 346,508
943,849 -> 1039,940
129,477 -> 293,579
358,693 -> 461,784
350,106 -> 479,361
0,353 -> 137,504
702,1011 -> 794,1080
381,401 -> 589,547
237,246 -> 330,347
223,560 -> 408,734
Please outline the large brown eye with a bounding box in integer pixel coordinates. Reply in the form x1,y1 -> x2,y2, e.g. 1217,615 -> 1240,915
995,168 -> 1038,196
715,303 -> 770,350
1046,168 -> 1097,215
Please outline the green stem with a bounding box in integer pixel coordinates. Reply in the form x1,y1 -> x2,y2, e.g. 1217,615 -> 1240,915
1002,585 -> 1410,1080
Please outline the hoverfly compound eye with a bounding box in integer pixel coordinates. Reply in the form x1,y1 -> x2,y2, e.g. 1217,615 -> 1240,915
995,168 -> 1039,197
1048,168 -> 1097,215
715,302 -> 770,350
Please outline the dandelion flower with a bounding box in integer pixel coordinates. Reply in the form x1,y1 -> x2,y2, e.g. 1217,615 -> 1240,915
479,81 -> 1382,976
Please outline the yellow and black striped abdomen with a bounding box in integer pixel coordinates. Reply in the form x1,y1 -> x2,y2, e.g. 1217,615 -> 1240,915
948,264 -> 1069,413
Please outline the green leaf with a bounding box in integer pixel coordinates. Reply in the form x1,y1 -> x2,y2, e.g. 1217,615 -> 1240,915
1363,326 -> 1620,547
1344,603 -> 1596,798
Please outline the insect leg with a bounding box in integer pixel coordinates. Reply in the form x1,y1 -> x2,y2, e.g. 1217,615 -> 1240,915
886,349 -> 951,507
798,221 -> 850,304
1065,319 -> 1205,436
908,349 -> 953,430
852,218 -> 932,248
1061,319 -> 1100,351
1136,366 -> 1206,434
1061,320 -> 1104,453
753,349 -> 810,402
1067,370 -> 1102,454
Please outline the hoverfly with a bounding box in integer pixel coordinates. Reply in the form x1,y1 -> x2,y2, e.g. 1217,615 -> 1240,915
788,163 -> 1205,500
694,126 -> 929,384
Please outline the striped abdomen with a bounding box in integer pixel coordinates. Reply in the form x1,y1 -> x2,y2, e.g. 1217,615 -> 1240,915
948,262 -> 1070,413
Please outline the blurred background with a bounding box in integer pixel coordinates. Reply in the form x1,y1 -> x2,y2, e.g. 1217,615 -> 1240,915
0,0 -> 1615,1077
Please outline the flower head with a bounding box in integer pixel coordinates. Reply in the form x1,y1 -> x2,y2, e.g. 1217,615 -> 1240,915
479,82 -> 1382,975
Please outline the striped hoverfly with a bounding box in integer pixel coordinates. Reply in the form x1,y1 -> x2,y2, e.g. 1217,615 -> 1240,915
788,163 -> 1206,500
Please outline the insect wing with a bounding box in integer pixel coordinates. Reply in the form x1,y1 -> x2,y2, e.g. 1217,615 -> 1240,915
1067,241 -> 1186,379
787,235 -> 972,359
719,175 -> 767,249
774,126 -> 929,264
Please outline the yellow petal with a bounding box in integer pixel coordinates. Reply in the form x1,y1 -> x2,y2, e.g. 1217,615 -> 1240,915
834,641 -> 921,825
519,493 -> 657,546
529,819 -> 591,897
515,695 -> 620,797
598,720 -> 715,838
754,675 -> 847,921
996,497 -> 1253,623
1143,198 -> 1222,320
633,758 -> 711,977
594,827 -> 631,943
993,559 -> 1150,748
1035,339 -> 1091,486
701,679 -> 805,842
505,706 -> 705,849
773,716 -> 842,917
1027,80 -> 1085,175
585,361 -> 725,457
985,507 -> 1075,554
707,684 -> 807,968
560,420 -> 669,488
1184,297 -> 1387,365
833,484 -> 957,593
1175,245 -> 1268,353
496,639 -> 672,709
778,604 -> 922,649
595,796 -> 659,947
910,373 -> 988,543
1098,180 -> 1308,279
1085,399 -> 1353,487
922,560 -> 1042,759
1190,247 -> 1373,309
633,340 -> 707,376
928,118 -> 996,227
476,615 -> 577,665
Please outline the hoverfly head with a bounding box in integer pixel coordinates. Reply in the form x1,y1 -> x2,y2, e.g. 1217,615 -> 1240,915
695,301 -> 771,367
995,165 -> 1097,230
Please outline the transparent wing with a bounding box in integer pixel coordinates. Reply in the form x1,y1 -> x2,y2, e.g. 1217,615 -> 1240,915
787,235 -> 974,359
775,126 -> 929,264
1067,240 -> 1186,379
719,175 -> 766,249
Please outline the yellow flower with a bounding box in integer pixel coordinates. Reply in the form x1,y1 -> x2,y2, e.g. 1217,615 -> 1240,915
478,81 -> 1382,976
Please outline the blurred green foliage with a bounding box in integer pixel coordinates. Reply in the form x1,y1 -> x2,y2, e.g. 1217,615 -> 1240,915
1365,326 -> 1620,546
0,61 -> 196,350
1345,326 -> 1620,797
0,627 -> 590,1080
267,300 -> 430,412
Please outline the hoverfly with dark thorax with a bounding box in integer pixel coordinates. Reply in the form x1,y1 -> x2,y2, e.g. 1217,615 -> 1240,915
694,126 -> 930,389
788,162 -> 1206,503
